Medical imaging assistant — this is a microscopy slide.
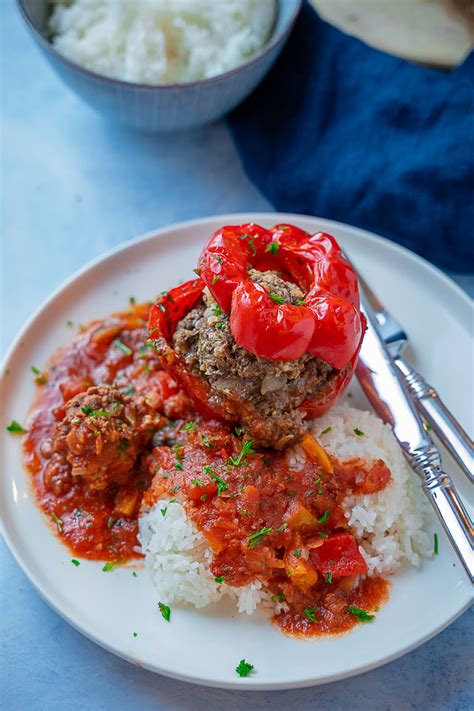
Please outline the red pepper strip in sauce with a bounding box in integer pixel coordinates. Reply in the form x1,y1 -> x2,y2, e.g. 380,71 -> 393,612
198,223 -> 364,368
148,279 -> 223,419
309,533 -> 368,578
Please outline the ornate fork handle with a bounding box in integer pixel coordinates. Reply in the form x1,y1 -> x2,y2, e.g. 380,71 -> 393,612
396,356 -> 474,483
412,461 -> 474,582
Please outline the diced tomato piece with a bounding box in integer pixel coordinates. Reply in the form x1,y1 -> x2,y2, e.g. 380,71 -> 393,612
309,533 -> 368,577
186,480 -> 217,502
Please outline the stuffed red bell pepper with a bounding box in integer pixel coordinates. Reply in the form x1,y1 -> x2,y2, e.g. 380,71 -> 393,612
148,223 -> 365,449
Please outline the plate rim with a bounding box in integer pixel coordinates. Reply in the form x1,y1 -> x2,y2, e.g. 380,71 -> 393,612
1,212 -> 472,690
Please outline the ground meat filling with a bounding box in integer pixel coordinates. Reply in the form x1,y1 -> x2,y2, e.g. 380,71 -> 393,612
46,385 -> 163,491
173,269 -> 338,449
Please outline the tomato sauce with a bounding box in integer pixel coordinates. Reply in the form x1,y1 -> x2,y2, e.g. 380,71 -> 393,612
22,302 -> 390,637
23,303 -> 187,561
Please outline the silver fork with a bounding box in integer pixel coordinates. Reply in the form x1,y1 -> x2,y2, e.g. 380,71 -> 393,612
356,271 -> 474,483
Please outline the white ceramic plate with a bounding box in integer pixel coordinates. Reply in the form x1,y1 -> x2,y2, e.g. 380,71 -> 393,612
1,213 -> 472,690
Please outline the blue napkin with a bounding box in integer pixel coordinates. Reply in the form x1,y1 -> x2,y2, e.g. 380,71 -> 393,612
229,2 -> 474,272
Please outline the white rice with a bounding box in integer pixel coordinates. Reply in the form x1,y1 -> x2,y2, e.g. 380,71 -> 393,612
48,0 -> 277,84
138,403 -> 431,614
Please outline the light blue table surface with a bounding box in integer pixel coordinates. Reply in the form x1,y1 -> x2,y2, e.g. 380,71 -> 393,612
1,4 -> 472,710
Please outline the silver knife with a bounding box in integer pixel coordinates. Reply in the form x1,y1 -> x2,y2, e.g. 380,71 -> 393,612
356,294 -> 474,581
356,270 -> 474,482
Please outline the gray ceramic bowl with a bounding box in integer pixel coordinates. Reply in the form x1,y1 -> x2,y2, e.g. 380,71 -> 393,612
17,0 -> 301,133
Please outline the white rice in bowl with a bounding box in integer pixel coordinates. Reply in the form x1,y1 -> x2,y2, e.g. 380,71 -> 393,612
138,404 -> 431,615
48,0 -> 277,84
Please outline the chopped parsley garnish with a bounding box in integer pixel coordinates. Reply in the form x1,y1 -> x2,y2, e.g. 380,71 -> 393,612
158,602 -> 171,622
318,532 -> 328,539
235,659 -> 254,678
325,572 -> 333,583
107,517 -> 116,528
318,509 -> 330,524
71,559 -> 80,567
347,605 -> 375,622
271,593 -> 286,602
51,512 -> 64,531
129,296 -> 136,305
265,241 -> 279,256
276,523 -> 288,533
304,607 -> 317,623
288,491 -> 297,498
248,239 -> 257,256
234,425 -> 243,436
320,426 -> 332,436
87,410 -> 111,418
295,299 -> 306,306
6,420 -> 26,434
212,304 -> 223,318
245,526 -> 272,549
269,292 -> 284,304
81,405 -> 93,414
294,548 -> 301,558
228,440 -> 255,467
182,421 -> 196,432
212,274 -> 220,285
132,571 -> 137,578
425,421 -> 432,431
113,338 -> 133,356
434,532 -> 439,555
204,466 -> 229,496
191,479 -> 204,487
133,632 -> 138,637
215,576 -> 225,584
102,560 -> 122,572
215,321 -> 225,330
353,428 -> 365,437
160,507 -> 167,517
31,366 -> 47,385
200,493 -> 208,502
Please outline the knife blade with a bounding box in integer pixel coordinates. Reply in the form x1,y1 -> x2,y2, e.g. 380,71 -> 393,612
356,295 -> 474,581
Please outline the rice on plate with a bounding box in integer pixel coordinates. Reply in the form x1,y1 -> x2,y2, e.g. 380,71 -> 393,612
139,402 -> 432,617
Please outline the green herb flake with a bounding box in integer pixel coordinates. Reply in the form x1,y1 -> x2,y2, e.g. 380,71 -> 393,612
107,517 -> 117,529
215,576 -> 225,584
434,532 -> 439,555
294,548 -> 301,558
269,292 -> 284,304
320,426 -> 332,436
288,491 -> 297,498
353,428 -> 365,437
71,559 -> 80,567
133,632 -> 138,637
200,493 -> 208,502
212,274 -> 220,285
271,593 -> 286,602
235,659 -> 254,678
318,509 -> 330,524
212,304 -> 223,318
51,512 -> 64,531
325,572 -> 333,584
265,241 -> 279,256
318,532 -> 329,539
347,605 -> 375,622
6,420 -> 27,434
228,440 -> 255,467
245,526 -> 272,549
132,571 -> 138,578
160,508 -> 167,517
425,421 -> 433,432
174,462 -> 183,471
129,296 -> 136,305
158,602 -> 171,622
102,560 -> 122,572
276,523 -> 288,533
182,421 -> 196,432
304,607 -> 317,623
113,338 -> 133,357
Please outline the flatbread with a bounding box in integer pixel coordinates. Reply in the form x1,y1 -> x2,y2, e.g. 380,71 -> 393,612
309,0 -> 473,67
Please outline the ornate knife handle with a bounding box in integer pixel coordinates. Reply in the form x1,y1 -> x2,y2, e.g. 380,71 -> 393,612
412,461 -> 474,582
397,356 -> 474,483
